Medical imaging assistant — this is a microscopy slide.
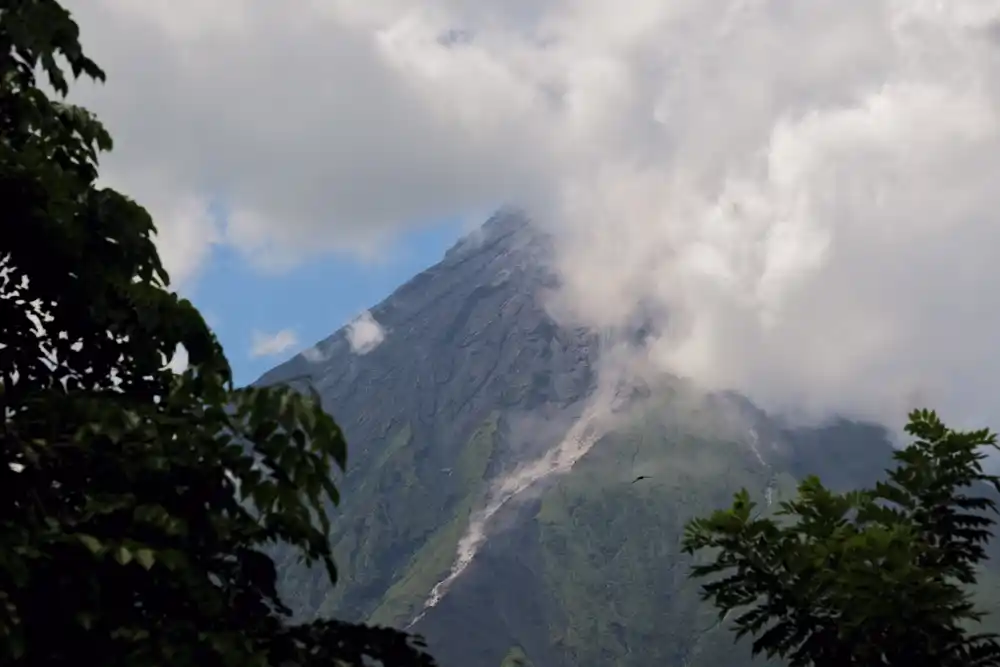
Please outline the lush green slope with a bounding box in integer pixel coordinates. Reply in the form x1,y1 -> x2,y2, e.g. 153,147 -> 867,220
399,395 -> 796,667
271,411 -> 502,624
269,378 -> 904,666
275,382 -> 1000,667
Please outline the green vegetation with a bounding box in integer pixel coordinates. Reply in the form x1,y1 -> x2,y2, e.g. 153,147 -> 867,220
316,394 -> 801,667
318,390 -> 1000,667
285,410 -> 501,626
368,413 -> 500,627
527,404 -> 785,667
684,409 -> 1000,667
0,2 -> 434,666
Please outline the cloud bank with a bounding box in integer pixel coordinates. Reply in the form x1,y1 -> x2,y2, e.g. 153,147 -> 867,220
65,0 -> 1000,427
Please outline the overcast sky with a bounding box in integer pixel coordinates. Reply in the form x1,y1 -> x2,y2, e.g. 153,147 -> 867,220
64,0 -> 1000,428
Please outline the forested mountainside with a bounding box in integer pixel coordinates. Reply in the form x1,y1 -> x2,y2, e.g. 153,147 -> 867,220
258,211 -> 1000,667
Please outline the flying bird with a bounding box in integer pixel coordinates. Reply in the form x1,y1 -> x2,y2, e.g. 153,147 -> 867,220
629,444 -> 652,484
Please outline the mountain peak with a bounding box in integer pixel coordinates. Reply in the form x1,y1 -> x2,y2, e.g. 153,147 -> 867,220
443,208 -> 549,265
259,209 -> 905,667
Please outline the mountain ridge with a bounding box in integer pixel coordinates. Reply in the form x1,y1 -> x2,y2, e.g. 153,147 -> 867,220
259,210 -> 999,667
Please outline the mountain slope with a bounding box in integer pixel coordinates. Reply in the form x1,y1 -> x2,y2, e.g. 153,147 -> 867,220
260,211 -> 1000,667
394,393 -> 899,667
260,212 -> 601,625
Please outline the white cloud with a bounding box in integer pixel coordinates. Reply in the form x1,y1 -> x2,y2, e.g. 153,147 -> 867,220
250,329 -> 299,359
301,345 -> 328,364
346,311 -> 386,355
62,0 -> 1000,427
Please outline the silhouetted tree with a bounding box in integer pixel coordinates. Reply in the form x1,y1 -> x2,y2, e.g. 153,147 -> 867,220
684,409 -> 1000,667
0,2 -> 436,665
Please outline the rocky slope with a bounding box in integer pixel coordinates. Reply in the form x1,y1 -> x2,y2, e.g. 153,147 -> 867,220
258,211 -> 1000,667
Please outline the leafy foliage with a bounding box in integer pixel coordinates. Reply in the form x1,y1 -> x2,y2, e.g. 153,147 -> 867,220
0,2 -> 435,665
683,409 -> 1000,667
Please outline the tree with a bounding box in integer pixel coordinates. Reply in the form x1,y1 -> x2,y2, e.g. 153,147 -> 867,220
682,409 -> 1000,667
0,2 -> 436,666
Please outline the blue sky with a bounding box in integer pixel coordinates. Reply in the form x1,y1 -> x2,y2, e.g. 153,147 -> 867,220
186,219 -> 466,386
